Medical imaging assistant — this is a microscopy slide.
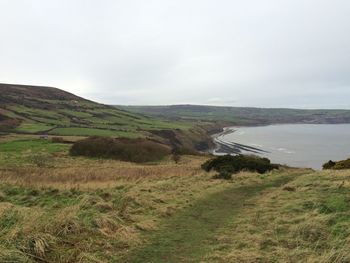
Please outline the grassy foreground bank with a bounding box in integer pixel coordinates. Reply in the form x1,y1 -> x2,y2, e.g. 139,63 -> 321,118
0,137 -> 350,262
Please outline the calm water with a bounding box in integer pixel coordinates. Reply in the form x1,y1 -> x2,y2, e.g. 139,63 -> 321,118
220,124 -> 350,169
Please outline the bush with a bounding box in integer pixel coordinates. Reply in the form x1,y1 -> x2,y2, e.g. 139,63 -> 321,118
70,136 -> 171,163
333,159 -> 350,170
322,160 -> 336,170
171,148 -> 182,164
202,155 -> 278,176
172,153 -> 181,164
322,158 -> 350,170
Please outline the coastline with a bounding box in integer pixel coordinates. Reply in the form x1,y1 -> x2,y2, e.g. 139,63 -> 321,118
211,126 -> 268,156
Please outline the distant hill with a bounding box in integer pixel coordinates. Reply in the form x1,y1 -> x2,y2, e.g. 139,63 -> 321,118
0,83 -> 191,138
120,105 -> 350,126
0,83 -> 83,103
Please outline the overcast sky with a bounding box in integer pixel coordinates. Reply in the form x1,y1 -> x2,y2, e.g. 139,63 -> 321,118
0,0 -> 349,108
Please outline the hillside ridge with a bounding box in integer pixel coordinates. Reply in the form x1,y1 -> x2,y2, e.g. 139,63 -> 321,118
121,104 -> 350,125
0,83 -> 214,151
0,83 -> 184,136
0,83 -> 86,103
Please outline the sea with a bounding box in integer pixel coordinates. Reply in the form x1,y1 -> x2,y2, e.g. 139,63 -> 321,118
217,124 -> 350,170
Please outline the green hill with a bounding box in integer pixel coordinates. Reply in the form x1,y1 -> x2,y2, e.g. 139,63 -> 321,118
1,84 -> 350,263
0,83 -> 191,138
121,105 -> 350,126
0,84 -> 218,151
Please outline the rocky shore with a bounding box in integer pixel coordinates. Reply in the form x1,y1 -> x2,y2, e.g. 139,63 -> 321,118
212,127 -> 268,155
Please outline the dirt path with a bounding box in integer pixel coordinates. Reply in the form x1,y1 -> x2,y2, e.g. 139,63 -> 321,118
126,173 -> 301,263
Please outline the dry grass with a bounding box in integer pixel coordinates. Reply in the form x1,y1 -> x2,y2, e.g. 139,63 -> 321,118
0,154 -> 242,262
1,136 -> 350,262
0,155 -> 209,189
0,133 -> 86,143
203,170 -> 350,263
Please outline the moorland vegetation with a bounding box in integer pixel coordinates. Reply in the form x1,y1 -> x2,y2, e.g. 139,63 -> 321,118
1,85 -> 350,262
0,136 -> 349,262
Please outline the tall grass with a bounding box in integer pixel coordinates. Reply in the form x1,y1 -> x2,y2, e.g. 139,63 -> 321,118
0,155 -> 236,262
1,146 -> 349,262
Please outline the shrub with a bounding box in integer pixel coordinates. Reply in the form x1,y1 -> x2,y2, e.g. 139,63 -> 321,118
322,159 -> 350,170
172,153 -> 181,164
333,159 -> 350,170
322,160 -> 336,169
202,155 -> 278,176
171,148 -> 181,164
70,136 -> 171,163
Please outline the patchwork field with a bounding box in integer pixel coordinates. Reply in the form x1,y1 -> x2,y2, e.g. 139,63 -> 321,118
0,84 -> 194,139
122,105 -> 350,126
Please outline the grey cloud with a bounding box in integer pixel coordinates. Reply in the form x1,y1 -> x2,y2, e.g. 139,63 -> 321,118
0,0 -> 349,108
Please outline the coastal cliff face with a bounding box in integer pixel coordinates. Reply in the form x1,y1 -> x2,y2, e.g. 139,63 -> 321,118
149,123 -> 220,153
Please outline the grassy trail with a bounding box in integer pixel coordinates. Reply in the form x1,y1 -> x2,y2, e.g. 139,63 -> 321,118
126,172 -> 303,263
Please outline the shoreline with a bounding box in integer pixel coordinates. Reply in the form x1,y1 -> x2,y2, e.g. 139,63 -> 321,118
211,127 -> 268,156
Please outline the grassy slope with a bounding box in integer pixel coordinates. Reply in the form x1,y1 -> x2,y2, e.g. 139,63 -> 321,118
1,137 -> 350,262
121,105 -> 350,126
127,171 -> 301,263
203,170 -> 350,262
0,138 -> 70,167
0,84 -> 192,137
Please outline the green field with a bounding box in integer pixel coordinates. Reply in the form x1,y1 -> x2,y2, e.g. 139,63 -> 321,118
15,123 -> 55,133
0,138 -> 70,167
48,127 -> 141,138
121,105 -> 350,126
0,84 -> 196,138
6,103 -> 191,137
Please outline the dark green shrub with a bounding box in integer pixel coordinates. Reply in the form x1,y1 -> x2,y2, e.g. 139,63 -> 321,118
322,158 -> 350,170
70,136 -> 171,163
333,159 -> 350,170
322,160 -> 336,170
202,155 -> 278,176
